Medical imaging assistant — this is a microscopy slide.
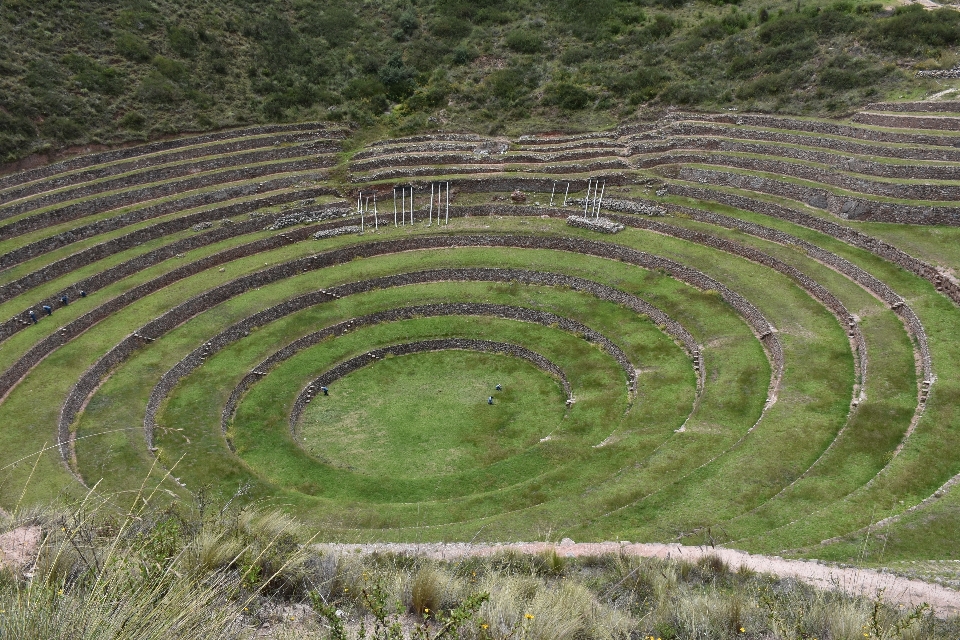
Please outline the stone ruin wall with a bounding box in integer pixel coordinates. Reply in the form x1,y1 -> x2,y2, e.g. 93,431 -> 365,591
59,233 -> 773,456
0,157 -> 332,234
0,122 -> 341,191
677,166 -> 960,225
0,135 -> 339,205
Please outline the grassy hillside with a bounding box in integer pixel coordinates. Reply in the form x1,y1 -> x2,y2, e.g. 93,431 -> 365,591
2,0 -> 959,165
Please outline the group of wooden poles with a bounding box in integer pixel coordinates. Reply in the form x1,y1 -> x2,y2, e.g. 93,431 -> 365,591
357,178 -> 607,232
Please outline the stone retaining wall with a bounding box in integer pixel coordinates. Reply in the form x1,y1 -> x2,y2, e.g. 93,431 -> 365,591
655,186 -> 937,388
0,133 -> 338,206
352,141 -> 484,160
865,101 -> 960,112
143,267 -> 702,444
516,141 -> 623,153
676,167 -> 960,225
651,122 -> 960,162
852,113 -> 960,131
0,143 -> 338,218
351,149 -> 624,172
666,182 -> 960,310
632,137 -> 960,180
685,113 -> 960,148
516,132 -> 617,144
352,160 -> 631,183
0,158 -> 332,238
50,234 -> 763,458
646,153 -> 960,202
0,178 -> 333,272
0,204 -> 352,340
600,206 -> 869,394
288,338 -> 571,432
0,122 -> 340,191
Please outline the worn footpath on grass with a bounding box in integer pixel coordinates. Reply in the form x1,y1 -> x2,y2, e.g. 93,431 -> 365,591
315,541 -> 960,617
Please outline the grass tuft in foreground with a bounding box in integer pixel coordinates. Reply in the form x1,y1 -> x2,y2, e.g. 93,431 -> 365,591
3,491 -> 959,639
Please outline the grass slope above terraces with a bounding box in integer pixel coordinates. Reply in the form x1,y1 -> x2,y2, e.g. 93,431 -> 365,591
3,0 -> 960,167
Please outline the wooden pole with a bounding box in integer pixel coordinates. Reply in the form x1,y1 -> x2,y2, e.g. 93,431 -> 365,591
393,188 -> 398,227
445,182 -> 450,225
596,180 -> 605,218
429,182 -> 434,226
373,195 -> 378,231
583,179 -> 591,217
563,183 -> 570,206
401,188 -> 405,227
549,182 -> 556,207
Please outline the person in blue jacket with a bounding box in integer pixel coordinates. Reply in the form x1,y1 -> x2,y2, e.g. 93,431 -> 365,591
42,305 -> 52,316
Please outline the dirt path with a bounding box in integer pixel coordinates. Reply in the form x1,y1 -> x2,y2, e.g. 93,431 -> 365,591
315,541 -> 960,618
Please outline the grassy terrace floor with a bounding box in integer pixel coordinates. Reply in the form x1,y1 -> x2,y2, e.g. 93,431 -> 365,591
1,103 -> 960,564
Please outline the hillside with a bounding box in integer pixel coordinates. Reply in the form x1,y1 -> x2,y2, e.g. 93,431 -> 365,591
2,0 -> 960,166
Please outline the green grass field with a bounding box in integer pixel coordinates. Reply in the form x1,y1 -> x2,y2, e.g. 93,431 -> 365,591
2,103 -> 960,569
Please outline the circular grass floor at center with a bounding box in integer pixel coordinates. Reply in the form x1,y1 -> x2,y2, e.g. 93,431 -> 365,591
295,349 -> 568,478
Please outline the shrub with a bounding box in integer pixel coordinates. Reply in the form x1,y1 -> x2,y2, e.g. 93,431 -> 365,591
609,66 -> 669,101
645,13 -> 679,39
486,67 -> 533,103
137,71 -> 182,104
119,111 -> 146,130
429,16 -> 472,40
167,25 -> 198,58
561,48 -> 592,65
152,56 -> 189,83
869,6 -> 960,55
378,55 -> 417,101
397,9 -> 419,35
62,54 -> 125,96
660,80 -> 717,105
544,82 -> 594,109
115,31 -> 152,62
505,29 -> 544,54
564,0 -> 617,40
39,116 -> 83,143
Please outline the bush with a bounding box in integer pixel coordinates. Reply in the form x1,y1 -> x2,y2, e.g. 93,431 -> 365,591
137,71 -> 182,104
397,9 -> 419,35
152,56 -> 189,83
544,82 -> 594,110
660,80 -> 717,105
39,116 -> 83,142
62,54 -> 125,96
819,54 -> 886,91
486,67 -> 532,103
115,31 -> 152,62
378,55 -> 417,101
505,29 -> 543,54
452,45 -> 476,64
429,16 -> 472,40
869,6 -> 960,55
119,111 -> 146,130
645,13 -> 679,39
606,67 -> 669,98
167,25 -> 198,58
